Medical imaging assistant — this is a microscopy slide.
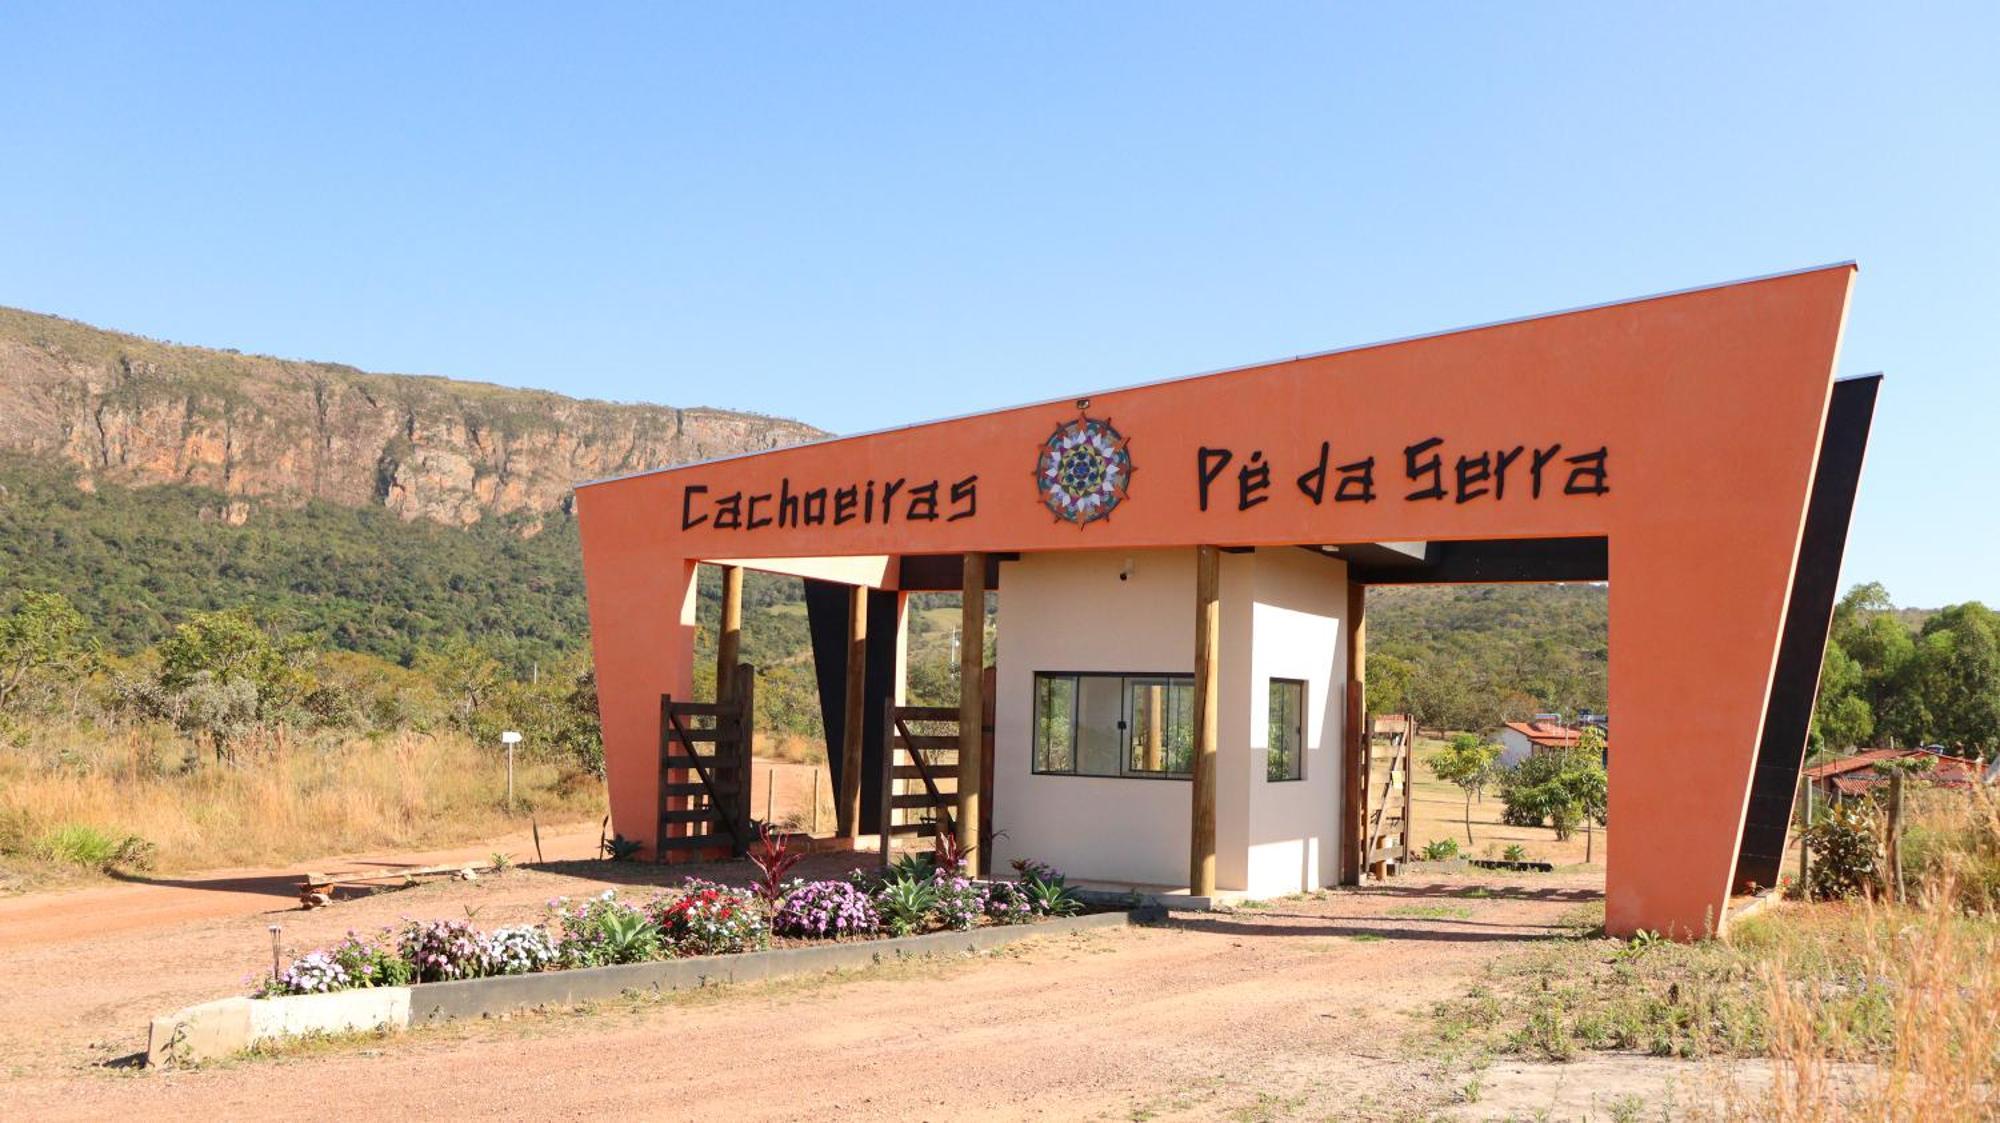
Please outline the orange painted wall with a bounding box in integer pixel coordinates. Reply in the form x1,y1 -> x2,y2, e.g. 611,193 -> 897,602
576,265 -> 1854,938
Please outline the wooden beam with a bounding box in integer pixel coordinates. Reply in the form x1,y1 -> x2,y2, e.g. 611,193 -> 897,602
957,552 -> 986,874
716,565 -> 743,702
838,584 -> 867,839
1341,582 -> 1367,886
1143,683 -> 1164,772
1190,545 -> 1220,897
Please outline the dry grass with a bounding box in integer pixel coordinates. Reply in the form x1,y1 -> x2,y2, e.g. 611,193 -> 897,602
1742,786 -> 2000,1122
0,721 -> 606,889
1428,785 -> 1999,1120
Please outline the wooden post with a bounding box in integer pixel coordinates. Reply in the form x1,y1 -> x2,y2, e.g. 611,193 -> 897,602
1190,545 -> 1220,898
1798,776 -> 1812,891
1398,734 -> 1414,872
1340,584 -> 1367,885
838,585 -> 867,840
957,552 -> 986,873
716,565 -> 743,702
1887,771 -> 1905,904
1144,684 -> 1164,772
879,697 -> 897,867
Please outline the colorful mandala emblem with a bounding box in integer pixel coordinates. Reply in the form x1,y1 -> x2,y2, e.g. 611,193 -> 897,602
1035,414 -> 1134,526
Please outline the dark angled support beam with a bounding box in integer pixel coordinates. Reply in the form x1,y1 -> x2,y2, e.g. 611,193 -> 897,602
1734,375 -> 1881,894
805,580 -> 901,831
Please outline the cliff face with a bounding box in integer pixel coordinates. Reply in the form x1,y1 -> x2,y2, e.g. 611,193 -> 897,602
0,307 -> 826,527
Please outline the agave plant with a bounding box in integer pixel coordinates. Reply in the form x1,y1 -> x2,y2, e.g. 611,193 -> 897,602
875,877 -> 940,937
1018,864 -> 1083,917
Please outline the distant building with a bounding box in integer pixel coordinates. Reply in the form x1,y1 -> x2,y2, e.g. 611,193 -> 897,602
1804,747 -> 1986,800
1498,720 -> 1604,767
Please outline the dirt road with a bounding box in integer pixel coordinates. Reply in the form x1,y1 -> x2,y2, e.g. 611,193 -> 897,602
1,851 -> 1611,1121
0,819 -> 606,952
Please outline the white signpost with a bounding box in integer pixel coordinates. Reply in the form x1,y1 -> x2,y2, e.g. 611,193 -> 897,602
501,731 -> 522,806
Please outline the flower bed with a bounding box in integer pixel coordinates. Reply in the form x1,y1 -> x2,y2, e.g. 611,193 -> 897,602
257,856 -> 1086,998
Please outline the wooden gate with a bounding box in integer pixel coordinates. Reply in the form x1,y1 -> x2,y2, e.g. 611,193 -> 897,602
656,663 -> 755,860
877,702 -> 960,866
1364,719 -> 1413,876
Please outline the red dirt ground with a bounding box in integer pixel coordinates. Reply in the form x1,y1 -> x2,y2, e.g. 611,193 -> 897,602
1,844 -> 1623,1121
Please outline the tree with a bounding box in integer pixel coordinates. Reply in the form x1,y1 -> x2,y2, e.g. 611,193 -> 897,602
151,609 -> 318,758
1428,734 -> 1501,845
1810,640 -> 1874,754
0,591 -> 96,713
1498,736 -> 1607,841
1366,654 -> 1415,720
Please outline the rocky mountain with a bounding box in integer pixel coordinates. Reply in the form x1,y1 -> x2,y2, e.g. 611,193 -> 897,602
0,306 -> 826,529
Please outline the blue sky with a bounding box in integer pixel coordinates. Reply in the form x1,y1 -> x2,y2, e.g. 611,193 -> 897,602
2,4 -> 1994,606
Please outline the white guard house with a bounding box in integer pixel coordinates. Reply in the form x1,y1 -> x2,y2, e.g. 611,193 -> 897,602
989,547 -> 1349,897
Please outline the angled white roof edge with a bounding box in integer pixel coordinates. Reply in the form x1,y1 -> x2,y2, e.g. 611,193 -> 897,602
577,260 -> 1858,491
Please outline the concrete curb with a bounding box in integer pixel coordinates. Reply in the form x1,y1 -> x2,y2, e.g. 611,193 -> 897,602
148,908 -> 1148,1065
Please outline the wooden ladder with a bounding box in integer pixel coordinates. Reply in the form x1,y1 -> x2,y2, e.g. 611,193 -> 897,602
1365,726 -> 1413,877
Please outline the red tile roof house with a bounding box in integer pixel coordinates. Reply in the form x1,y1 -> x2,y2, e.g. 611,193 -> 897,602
1804,747 -> 1987,800
1497,720 -> 1601,767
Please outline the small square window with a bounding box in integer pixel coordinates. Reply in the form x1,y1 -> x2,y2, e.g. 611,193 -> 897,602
1267,679 -> 1304,782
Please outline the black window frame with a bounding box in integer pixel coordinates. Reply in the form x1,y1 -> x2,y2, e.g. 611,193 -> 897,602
1030,670 -> 1195,781
1266,677 -> 1306,783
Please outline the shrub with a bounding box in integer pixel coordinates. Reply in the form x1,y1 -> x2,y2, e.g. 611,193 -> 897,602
774,880 -> 879,939
1497,743 -> 1606,840
651,878 -> 768,956
875,877 -> 939,936
546,891 -> 662,966
34,823 -> 151,870
399,918 -> 494,982
1011,858 -> 1063,884
486,925 -> 559,975
1804,801 -> 1883,900
272,950 -> 354,995
985,881 -> 1036,925
329,929 -> 414,987
931,874 -> 988,931
1018,862 -> 1083,917
1421,838 -> 1461,861
1501,844 -> 1530,863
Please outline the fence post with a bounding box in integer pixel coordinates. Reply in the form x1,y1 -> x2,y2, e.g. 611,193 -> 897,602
1886,771 -> 1905,904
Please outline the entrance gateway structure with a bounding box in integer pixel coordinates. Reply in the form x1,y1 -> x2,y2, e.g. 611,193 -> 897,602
576,264 -> 1877,938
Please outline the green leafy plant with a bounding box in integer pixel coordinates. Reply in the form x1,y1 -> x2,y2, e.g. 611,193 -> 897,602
603,834 -> 643,862
1024,859 -> 1088,915
1804,800 -> 1883,900
1501,844 -> 1529,863
1421,838 -> 1461,861
875,877 -> 940,936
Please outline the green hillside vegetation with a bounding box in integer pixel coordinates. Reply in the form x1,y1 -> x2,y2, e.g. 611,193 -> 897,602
0,455 -> 585,670
1365,583 -> 1609,732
